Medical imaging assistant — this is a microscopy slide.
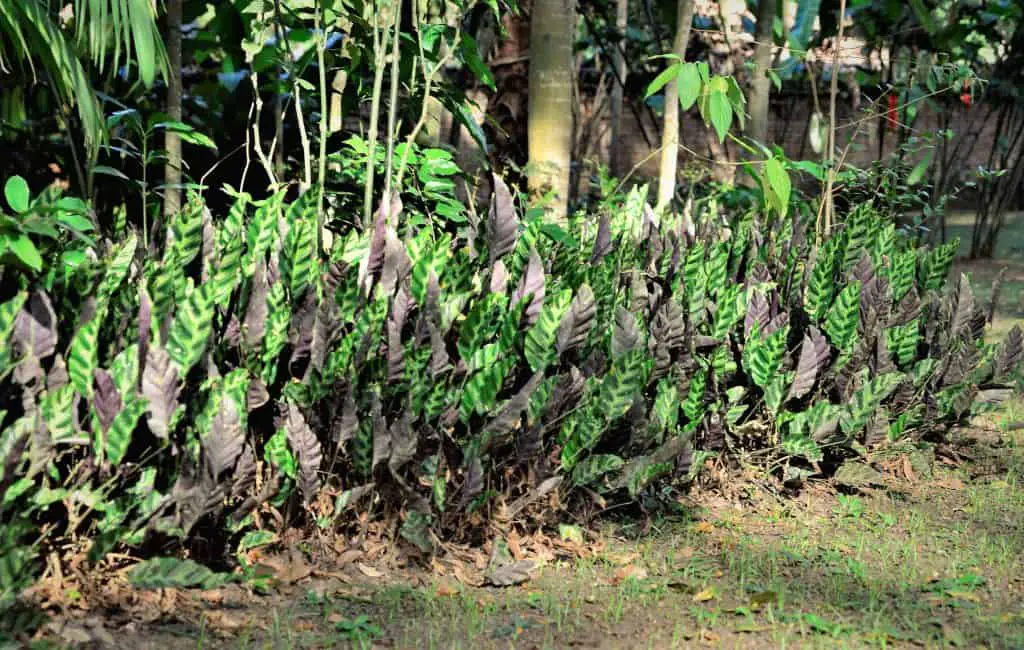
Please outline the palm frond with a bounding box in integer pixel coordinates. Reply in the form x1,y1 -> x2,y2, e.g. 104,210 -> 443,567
0,0 -> 104,148
73,0 -> 167,88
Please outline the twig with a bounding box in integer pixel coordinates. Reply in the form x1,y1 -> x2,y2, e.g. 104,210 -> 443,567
821,0 -> 847,238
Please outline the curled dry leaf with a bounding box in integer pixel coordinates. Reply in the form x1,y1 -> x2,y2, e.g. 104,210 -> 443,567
484,559 -> 536,587
612,564 -> 648,584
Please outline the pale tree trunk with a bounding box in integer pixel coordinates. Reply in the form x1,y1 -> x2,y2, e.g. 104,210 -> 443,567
746,0 -> 776,146
609,0 -> 629,177
528,0 -> 575,225
162,0 -> 183,220
655,0 -> 694,211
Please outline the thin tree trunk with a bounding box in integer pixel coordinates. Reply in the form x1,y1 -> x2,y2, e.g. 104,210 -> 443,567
528,0 -> 576,224
162,0 -> 183,221
746,0 -> 775,146
655,0 -> 694,211
609,0 -> 629,177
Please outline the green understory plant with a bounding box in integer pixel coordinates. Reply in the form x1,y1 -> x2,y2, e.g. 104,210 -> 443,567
0,162 -> 1020,609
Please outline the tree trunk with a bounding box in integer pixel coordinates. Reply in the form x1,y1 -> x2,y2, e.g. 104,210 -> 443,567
655,0 -> 694,211
528,0 -> 575,224
162,0 -> 183,220
609,0 -> 629,177
746,0 -> 775,146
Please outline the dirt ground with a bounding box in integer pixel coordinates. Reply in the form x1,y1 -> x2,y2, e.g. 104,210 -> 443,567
20,397 -> 1024,650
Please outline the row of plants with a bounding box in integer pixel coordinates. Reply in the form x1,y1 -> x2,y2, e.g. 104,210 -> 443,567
1,161 -> 1021,611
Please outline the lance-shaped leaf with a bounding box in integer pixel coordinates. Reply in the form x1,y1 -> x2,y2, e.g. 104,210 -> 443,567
361,196 -> 392,293
824,281 -> 861,350
93,369 -> 122,434
370,395 -> 390,471
204,397 -> 244,482
138,283 -> 153,371
105,399 -> 147,466
284,404 -> 322,503
511,248 -> 545,326
230,444 -> 258,500
247,378 -> 270,411
167,284 -> 215,375
744,291 -> 770,339
47,355 -> 69,391
428,320 -> 450,377
68,316 -> 101,398
611,307 -> 641,359
950,273 -> 975,340
288,289 -> 318,372
481,372 -> 544,452
333,384 -> 359,444
386,316 -> 404,382
243,257 -> 269,347
590,213 -> 612,264
310,298 -> 341,373
988,268 -> 1005,324
380,227 -> 411,297
141,346 -> 180,440
488,173 -> 519,262
525,289 -> 571,371
0,292 -> 27,363
388,411 -> 417,474
489,259 -> 510,295
994,325 -> 1023,381
787,328 -> 829,401
651,298 -> 685,351
556,284 -> 596,354
457,454 -> 485,508
13,291 -> 57,361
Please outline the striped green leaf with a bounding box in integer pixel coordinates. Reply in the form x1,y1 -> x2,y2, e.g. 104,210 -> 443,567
166,284 -> 215,376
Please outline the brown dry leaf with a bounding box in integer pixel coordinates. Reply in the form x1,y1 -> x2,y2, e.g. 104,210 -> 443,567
605,552 -> 639,566
435,581 -> 459,597
507,531 -> 524,560
452,563 -> 484,587
902,456 -> 917,482
203,610 -> 249,633
430,557 -> 447,576
692,586 -> 717,602
612,564 -> 649,584
484,560 -> 536,587
336,548 -> 364,567
695,521 -> 715,534
936,478 -> 966,490
357,563 -> 384,578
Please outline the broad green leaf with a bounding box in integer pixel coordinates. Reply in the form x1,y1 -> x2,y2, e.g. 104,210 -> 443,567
907,153 -> 932,186
708,89 -> 732,143
646,62 -> 681,99
764,158 -> 791,217
4,176 -> 30,213
678,63 -> 701,110
7,234 -> 42,271
166,284 -> 215,375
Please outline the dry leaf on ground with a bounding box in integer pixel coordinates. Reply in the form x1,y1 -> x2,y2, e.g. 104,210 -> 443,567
612,564 -> 649,584
357,563 -> 384,578
484,560 -> 536,587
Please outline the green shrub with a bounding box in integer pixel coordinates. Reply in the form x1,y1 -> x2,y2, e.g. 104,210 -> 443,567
0,174 -> 1020,611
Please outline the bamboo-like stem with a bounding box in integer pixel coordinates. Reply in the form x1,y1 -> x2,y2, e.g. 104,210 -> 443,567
820,0 -> 847,238
316,0 -> 330,251
363,5 -> 390,228
381,0 -> 403,214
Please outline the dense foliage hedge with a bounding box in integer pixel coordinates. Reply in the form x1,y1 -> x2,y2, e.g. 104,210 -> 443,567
1,176 -> 1021,610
